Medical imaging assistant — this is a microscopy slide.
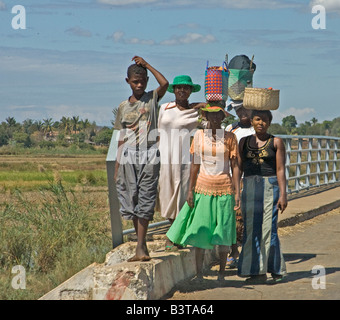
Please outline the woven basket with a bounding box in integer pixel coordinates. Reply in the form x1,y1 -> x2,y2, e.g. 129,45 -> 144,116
228,69 -> 254,101
243,88 -> 279,110
204,61 -> 229,102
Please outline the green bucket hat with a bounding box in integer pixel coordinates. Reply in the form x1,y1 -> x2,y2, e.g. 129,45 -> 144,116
201,103 -> 232,118
167,75 -> 201,93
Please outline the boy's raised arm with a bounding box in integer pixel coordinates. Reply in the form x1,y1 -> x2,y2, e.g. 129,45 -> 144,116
132,56 -> 169,100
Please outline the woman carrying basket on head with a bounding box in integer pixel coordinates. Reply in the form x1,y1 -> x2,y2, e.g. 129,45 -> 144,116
166,102 -> 241,281
237,109 -> 287,283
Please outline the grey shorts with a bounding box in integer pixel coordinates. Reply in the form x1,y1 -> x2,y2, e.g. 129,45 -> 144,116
116,144 -> 160,221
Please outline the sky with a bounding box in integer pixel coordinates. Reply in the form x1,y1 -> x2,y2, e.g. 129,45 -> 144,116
0,0 -> 340,127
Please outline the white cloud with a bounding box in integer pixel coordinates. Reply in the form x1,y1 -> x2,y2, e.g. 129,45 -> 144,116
96,0 -> 301,9
160,33 -> 216,45
107,31 -> 155,45
310,0 -> 340,13
112,31 -> 124,42
126,38 -> 155,45
209,0 -> 300,9
0,47 -> 115,85
273,107 -> 316,123
65,26 -> 92,38
108,31 -> 216,46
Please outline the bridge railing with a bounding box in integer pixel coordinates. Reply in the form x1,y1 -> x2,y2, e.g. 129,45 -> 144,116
278,135 -> 340,194
106,132 -> 340,248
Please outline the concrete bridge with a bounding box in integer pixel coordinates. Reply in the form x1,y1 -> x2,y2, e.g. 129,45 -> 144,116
40,184 -> 340,300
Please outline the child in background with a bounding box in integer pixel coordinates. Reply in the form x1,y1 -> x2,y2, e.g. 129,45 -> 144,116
114,56 -> 168,262
225,104 -> 255,268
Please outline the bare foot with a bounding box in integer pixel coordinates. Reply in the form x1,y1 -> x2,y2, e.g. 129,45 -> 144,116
127,255 -> 151,262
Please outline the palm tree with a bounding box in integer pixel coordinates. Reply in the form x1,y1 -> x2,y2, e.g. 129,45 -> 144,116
60,116 -> 72,135
42,118 -> 54,138
23,119 -> 34,134
6,117 -> 17,127
80,118 -> 91,139
34,120 -> 43,133
71,116 -> 80,134
80,118 -> 90,131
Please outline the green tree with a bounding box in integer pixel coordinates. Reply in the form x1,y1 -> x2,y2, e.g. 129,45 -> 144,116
330,118 -> 340,137
42,118 -> 54,138
311,117 -> 318,126
268,123 -> 287,135
94,127 -> 113,146
22,119 -> 35,135
34,120 -> 43,133
60,116 -> 72,135
0,126 -> 9,146
282,115 -> 297,133
71,116 -> 80,134
5,117 -> 17,128
13,131 -> 31,147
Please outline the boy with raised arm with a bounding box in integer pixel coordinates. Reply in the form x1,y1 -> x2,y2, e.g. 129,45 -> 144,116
114,56 -> 168,261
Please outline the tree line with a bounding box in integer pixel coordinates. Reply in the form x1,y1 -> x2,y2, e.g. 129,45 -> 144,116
0,116 -> 113,149
222,114 -> 340,137
267,115 -> 340,137
1,114 -> 339,150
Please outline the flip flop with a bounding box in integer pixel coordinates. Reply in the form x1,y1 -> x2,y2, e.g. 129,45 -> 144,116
165,245 -> 178,252
226,256 -> 238,269
270,274 -> 285,283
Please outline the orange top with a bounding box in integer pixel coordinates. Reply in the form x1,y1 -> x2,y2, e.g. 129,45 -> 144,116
190,129 -> 238,196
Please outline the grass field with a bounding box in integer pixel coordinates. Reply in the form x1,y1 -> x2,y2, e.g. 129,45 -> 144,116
0,149 -> 120,299
0,148 -> 166,300
0,151 -> 112,299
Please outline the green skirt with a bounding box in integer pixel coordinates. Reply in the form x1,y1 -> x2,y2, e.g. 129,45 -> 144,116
166,193 -> 236,250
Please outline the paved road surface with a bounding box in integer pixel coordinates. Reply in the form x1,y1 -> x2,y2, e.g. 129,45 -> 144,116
165,207 -> 340,300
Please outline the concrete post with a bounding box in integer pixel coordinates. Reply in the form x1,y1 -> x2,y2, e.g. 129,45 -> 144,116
106,130 -> 123,248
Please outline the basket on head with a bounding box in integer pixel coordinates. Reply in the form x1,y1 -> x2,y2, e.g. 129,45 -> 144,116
228,54 -> 256,101
204,61 -> 229,102
243,87 -> 279,110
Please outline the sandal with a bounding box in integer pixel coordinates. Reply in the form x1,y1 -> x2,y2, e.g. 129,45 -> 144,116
270,273 -> 285,283
165,245 -> 178,252
226,256 -> 238,269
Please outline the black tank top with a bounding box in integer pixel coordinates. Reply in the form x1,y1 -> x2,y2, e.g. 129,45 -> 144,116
242,135 -> 277,177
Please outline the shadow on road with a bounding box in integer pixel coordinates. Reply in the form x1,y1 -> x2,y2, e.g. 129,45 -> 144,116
162,254 -> 340,299
283,253 -> 317,264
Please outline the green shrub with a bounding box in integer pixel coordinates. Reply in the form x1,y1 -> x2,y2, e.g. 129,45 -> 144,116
0,179 -> 111,299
